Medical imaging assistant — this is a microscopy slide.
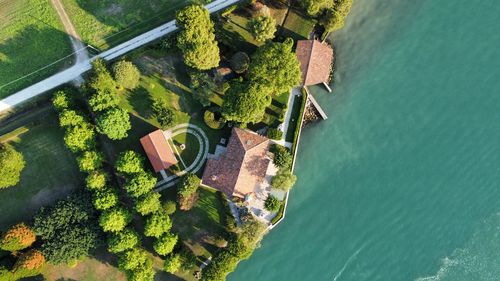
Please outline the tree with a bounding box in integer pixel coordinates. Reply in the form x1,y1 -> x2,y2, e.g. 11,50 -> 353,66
271,144 -> 293,169
77,150 -> 104,172
153,232 -> 178,256
163,253 -> 181,274
124,172 -> 157,198
33,194 -> 101,264
13,249 -> 45,272
127,258 -> 155,281
116,151 -> 144,175
162,200 -> 177,215
12,250 -> 46,279
107,228 -> 140,253
320,8 -> 344,32
152,99 -> 176,129
90,58 -> 116,92
0,223 -> 36,252
221,79 -> 272,124
144,211 -> 172,238
52,90 -> 71,111
230,52 -> 250,74
271,170 -> 297,191
0,145 -> 25,189
188,71 -> 217,107
89,88 -> 119,112
99,207 -> 132,233
85,170 -> 107,190
177,173 -> 200,211
248,16 -> 277,42
301,0 -> 331,16
248,40 -> 302,94
112,60 -> 141,89
93,187 -> 119,210
264,195 -> 282,212
118,248 -> 148,271
64,122 -> 96,152
96,108 -> 131,140
135,192 -> 161,216
176,5 -> 220,70
59,110 -> 85,127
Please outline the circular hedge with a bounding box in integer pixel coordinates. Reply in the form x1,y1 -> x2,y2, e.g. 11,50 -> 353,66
204,108 -> 226,130
230,52 -> 250,74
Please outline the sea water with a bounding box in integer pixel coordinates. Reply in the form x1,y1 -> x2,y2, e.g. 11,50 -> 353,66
229,0 -> 500,280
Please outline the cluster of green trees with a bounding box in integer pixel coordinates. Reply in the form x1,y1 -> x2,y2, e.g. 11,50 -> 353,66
88,59 -> 134,140
270,145 -> 297,192
222,39 -> 301,125
0,223 -> 45,280
202,215 -> 267,281
0,145 -> 25,189
301,0 -> 353,34
248,15 -> 277,42
115,150 -> 179,277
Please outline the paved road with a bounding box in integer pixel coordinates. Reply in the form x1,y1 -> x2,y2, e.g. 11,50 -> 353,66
0,0 -> 240,113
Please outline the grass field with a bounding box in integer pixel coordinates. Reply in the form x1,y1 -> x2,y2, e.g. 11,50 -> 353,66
0,0 -> 72,98
61,0 -> 197,50
281,9 -> 316,40
0,108 -> 83,230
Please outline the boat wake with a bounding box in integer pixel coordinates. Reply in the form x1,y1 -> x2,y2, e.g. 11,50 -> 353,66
332,243 -> 367,281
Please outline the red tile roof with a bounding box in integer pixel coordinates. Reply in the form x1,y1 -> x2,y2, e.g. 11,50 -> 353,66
140,129 -> 178,173
202,128 -> 271,199
296,40 -> 334,86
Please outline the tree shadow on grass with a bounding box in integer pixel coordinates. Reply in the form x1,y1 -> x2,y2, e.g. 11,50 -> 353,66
127,86 -> 155,118
0,25 -> 72,97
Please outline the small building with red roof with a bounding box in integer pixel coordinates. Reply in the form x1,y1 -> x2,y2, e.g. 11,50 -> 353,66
295,39 -> 334,89
140,129 -> 178,173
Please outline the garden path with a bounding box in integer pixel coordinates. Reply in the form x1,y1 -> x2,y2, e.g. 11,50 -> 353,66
155,123 -> 209,192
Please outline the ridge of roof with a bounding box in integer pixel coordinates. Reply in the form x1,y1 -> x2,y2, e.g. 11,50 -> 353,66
303,40 -> 315,86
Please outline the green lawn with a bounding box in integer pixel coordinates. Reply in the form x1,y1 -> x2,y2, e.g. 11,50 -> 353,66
0,0 -> 72,98
218,13 -> 263,53
281,9 -> 316,40
160,186 -> 229,280
0,109 -> 83,230
61,0 -> 198,50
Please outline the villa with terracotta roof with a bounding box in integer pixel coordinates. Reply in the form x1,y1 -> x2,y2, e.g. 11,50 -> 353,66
202,128 -> 272,199
140,129 -> 178,173
295,39 -> 334,90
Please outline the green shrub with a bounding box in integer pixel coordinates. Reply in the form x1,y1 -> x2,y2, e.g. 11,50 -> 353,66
99,207 -> 132,233
64,123 -> 96,152
124,171 -> 157,198
177,173 -> 200,211
135,192 -> 161,216
204,109 -> 225,129
59,110 -> 85,127
0,145 -> 25,189
107,228 -> 140,253
52,91 -> 71,111
118,248 -> 148,271
271,170 -> 297,191
144,211 -> 172,238
163,253 -> 181,274
116,150 -> 144,175
85,170 -> 107,190
264,195 -> 282,212
93,187 -> 119,210
112,61 -> 140,90
162,200 -> 177,215
266,128 -> 283,140
77,150 -> 104,173
0,223 -> 36,252
153,232 -> 178,256
152,99 -> 175,129
270,144 -> 293,169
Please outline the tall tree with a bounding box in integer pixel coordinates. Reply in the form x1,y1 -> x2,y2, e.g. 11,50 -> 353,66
248,16 -> 277,42
0,223 -> 36,252
112,61 -> 141,90
33,194 -> 101,264
177,173 -> 200,211
248,40 -> 302,94
221,79 -> 272,124
96,108 -> 131,140
176,5 -> 220,70
0,145 -> 25,189
301,0 -> 331,16
116,151 -> 144,175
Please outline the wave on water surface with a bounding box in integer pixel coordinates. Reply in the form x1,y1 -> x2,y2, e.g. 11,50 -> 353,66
415,213 -> 500,281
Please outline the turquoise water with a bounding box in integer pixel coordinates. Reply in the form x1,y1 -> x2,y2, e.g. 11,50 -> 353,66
229,0 -> 500,280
